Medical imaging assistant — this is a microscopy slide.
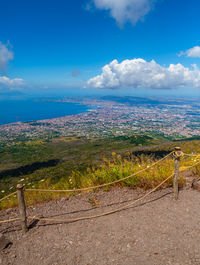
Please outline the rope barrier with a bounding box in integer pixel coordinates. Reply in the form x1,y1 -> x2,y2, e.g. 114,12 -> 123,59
0,151 -> 200,225
27,174 -> 173,223
25,152 -> 173,193
180,159 -> 200,172
173,151 -> 185,158
0,217 -> 20,224
0,191 -> 17,203
26,159 -> 200,224
183,153 -> 200,158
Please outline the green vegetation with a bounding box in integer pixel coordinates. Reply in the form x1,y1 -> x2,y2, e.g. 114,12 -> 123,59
0,134 -> 200,209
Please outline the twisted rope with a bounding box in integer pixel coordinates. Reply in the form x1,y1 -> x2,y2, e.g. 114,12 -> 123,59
173,151 -> 185,158
1,151 -> 200,225
27,174 -> 173,223
0,191 -> 17,203
26,159 -> 200,224
180,159 -> 200,171
183,153 -> 200,158
25,152 -> 173,193
0,217 -> 20,224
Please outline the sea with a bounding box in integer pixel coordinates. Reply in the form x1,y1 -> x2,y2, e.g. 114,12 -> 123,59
0,99 -> 90,125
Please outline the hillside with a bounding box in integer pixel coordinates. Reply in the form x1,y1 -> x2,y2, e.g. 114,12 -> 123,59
0,136 -> 200,209
0,136 -> 200,264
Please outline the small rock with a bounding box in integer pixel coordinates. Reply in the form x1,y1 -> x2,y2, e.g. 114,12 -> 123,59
192,178 -> 200,191
5,209 -> 12,214
0,233 -> 12,250
60,197 -> 65,202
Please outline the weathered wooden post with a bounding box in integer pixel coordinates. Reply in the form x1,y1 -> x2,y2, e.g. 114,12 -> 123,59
16,184 -> 28,233
174,147 -> 181,200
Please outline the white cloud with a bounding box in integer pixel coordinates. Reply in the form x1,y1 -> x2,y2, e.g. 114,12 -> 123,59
92,0 -> 157,26
0,42 -> 14,72
0,76 -> 25,90
87,58 -> 200,89
179,46 -> 200,58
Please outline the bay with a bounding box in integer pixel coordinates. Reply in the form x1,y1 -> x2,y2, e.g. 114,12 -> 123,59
0,100 -> 89,125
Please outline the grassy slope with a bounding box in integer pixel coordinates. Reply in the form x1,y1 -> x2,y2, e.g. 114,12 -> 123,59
0,135 -> 200,209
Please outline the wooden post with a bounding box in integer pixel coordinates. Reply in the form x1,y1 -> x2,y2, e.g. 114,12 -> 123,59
174,147 -> 181,200
17,184 -> 28,233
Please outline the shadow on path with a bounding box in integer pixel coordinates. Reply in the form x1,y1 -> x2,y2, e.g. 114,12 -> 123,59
1,190 -> 173,233
34,190 -> 173,227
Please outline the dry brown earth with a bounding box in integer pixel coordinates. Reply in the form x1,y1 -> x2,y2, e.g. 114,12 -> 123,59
1,187 -> 200,265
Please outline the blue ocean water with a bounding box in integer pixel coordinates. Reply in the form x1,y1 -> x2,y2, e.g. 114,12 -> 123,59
0,100 -> 89,125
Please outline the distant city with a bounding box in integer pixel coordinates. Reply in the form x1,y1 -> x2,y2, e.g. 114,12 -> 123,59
0,96 -> 200,144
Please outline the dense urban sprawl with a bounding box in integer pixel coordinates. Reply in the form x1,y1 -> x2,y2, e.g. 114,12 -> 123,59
0,97 -> 199,144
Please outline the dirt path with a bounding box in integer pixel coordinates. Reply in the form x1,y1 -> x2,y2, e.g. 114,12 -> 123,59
1,187 -> 200,265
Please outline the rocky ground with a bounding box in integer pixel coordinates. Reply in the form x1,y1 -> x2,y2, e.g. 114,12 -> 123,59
0,184 -> 200,265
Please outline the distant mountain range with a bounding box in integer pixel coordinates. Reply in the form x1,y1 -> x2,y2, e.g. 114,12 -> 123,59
0,90 -> 24,96
0,90 -> 26,100
100,95 -> 198,106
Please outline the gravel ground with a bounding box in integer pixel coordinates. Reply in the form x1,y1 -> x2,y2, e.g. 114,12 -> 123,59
1,187 -> 200,265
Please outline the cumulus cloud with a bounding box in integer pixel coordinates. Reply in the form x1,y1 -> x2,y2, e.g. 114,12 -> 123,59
92,0 -> 157,26
87,58 -> 200,89
0,76 -> 25,90
179,46 -> 200,58
0,42 -> 14,72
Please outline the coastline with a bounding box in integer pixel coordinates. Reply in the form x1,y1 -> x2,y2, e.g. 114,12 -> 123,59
0,99 -> 92,126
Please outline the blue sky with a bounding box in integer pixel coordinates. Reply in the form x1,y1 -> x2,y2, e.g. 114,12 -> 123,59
0,0 -> 200,97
